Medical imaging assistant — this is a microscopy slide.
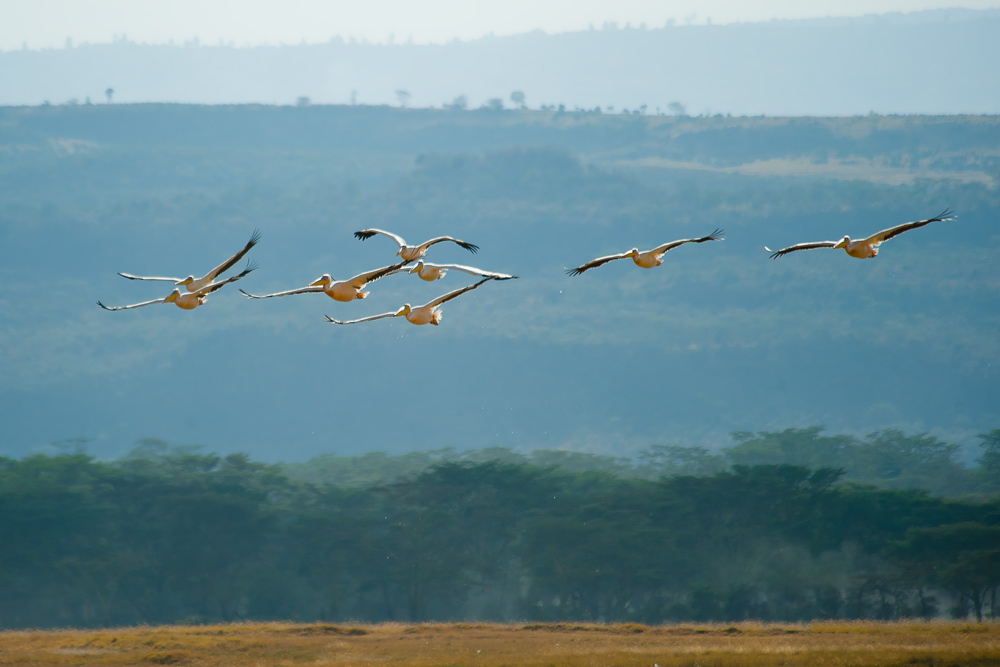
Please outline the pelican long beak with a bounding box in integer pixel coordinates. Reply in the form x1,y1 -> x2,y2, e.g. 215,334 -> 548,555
395,305 -> 411,317
165,290 -> 181,302
833,237 -> 849,249
176,276 -> 195,286
309,276 -> 330,287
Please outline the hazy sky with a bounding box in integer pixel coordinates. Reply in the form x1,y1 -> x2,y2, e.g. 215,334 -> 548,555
3,0 -> 999,50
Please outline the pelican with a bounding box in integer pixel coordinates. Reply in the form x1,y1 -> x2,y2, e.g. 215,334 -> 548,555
239,261 -> 406,302
566,229 -> 724,276
353,228 -> 479,261
325,277 -> 493,326
393,259 -> 517,282
117,229 -> 261,291
766,209 -> 955,259
99,261 -> 256,311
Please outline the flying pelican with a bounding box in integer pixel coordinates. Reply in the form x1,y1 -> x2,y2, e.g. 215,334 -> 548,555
766,209 -> 955,259
117,229 -> 261,292
566,229 -> 724,276
325,277 -> 493,326
353,228 -> 479,261
393,259 -> 517,282
99,261 -> 256,311
239,261 -> 406,302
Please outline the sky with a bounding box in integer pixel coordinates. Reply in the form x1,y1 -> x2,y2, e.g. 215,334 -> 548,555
3,0 -> 1000,50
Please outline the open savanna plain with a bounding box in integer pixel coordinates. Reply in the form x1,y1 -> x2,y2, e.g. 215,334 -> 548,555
1,621 -> 998,667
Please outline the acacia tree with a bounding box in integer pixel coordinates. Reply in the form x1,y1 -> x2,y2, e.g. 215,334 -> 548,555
976,429 -> 1000,491
893,523 -> 1000,620
444,95 -> 467,110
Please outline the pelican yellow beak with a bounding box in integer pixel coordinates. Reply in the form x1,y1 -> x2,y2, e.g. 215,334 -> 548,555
309,276 -> 330,287
165,290 -> 180,303
176,276 -> 194,286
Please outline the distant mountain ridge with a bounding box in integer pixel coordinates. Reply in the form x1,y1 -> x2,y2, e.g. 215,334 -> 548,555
2,9 -> 998,114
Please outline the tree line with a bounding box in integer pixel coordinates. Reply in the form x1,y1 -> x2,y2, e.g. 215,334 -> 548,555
284,427 -> 1000,498
2,429 -> 998,629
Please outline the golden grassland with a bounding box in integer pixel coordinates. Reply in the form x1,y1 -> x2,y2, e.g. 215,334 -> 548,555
1,620 -> 998,667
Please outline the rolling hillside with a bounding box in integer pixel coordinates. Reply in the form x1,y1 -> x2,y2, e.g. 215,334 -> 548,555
1,104 -> 997,461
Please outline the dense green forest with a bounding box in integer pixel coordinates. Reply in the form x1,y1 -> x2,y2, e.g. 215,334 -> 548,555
283,426 -> 1000,498
3,436 -> 998,629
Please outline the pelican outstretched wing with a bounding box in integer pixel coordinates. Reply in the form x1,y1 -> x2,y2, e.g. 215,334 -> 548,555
241,285 -> 324,299
201,229 -> 261,282
354,228 -> 479,254
438,263 -> 516,279
415,236 -> 480,254
566,251 -> 632,276
344,261 -> 408,289
651,228 -> 725,254
865,209 -> 955,244
406,261 -> 517,280
354,228 -> 407,247
117,229 -> 260,284
325,311 -> 399,325
424,277 -> 492,308
98,296 -> 170,311
196,260 -> 257,295
766,241 -> 839,259
117,272 -> 183,283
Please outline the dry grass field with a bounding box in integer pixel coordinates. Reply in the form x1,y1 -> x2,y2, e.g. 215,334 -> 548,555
1,621 -> 998,667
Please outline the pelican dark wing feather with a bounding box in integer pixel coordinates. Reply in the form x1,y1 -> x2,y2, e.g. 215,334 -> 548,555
867,209 -> 955,244
767,241 -> 839,259
206,229 -> 261,280
566,251 -> 633,276
345,260 -> 408,288
651,228 -> 725,254
354,228 -> 404,245
423,236 -> 480,254
198,260 -> 257,294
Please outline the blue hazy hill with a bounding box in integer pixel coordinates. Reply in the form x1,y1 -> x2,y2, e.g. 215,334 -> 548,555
0,104 -> 997,462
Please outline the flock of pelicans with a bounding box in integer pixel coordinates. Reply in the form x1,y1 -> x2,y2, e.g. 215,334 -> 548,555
98,209 -> 956,326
